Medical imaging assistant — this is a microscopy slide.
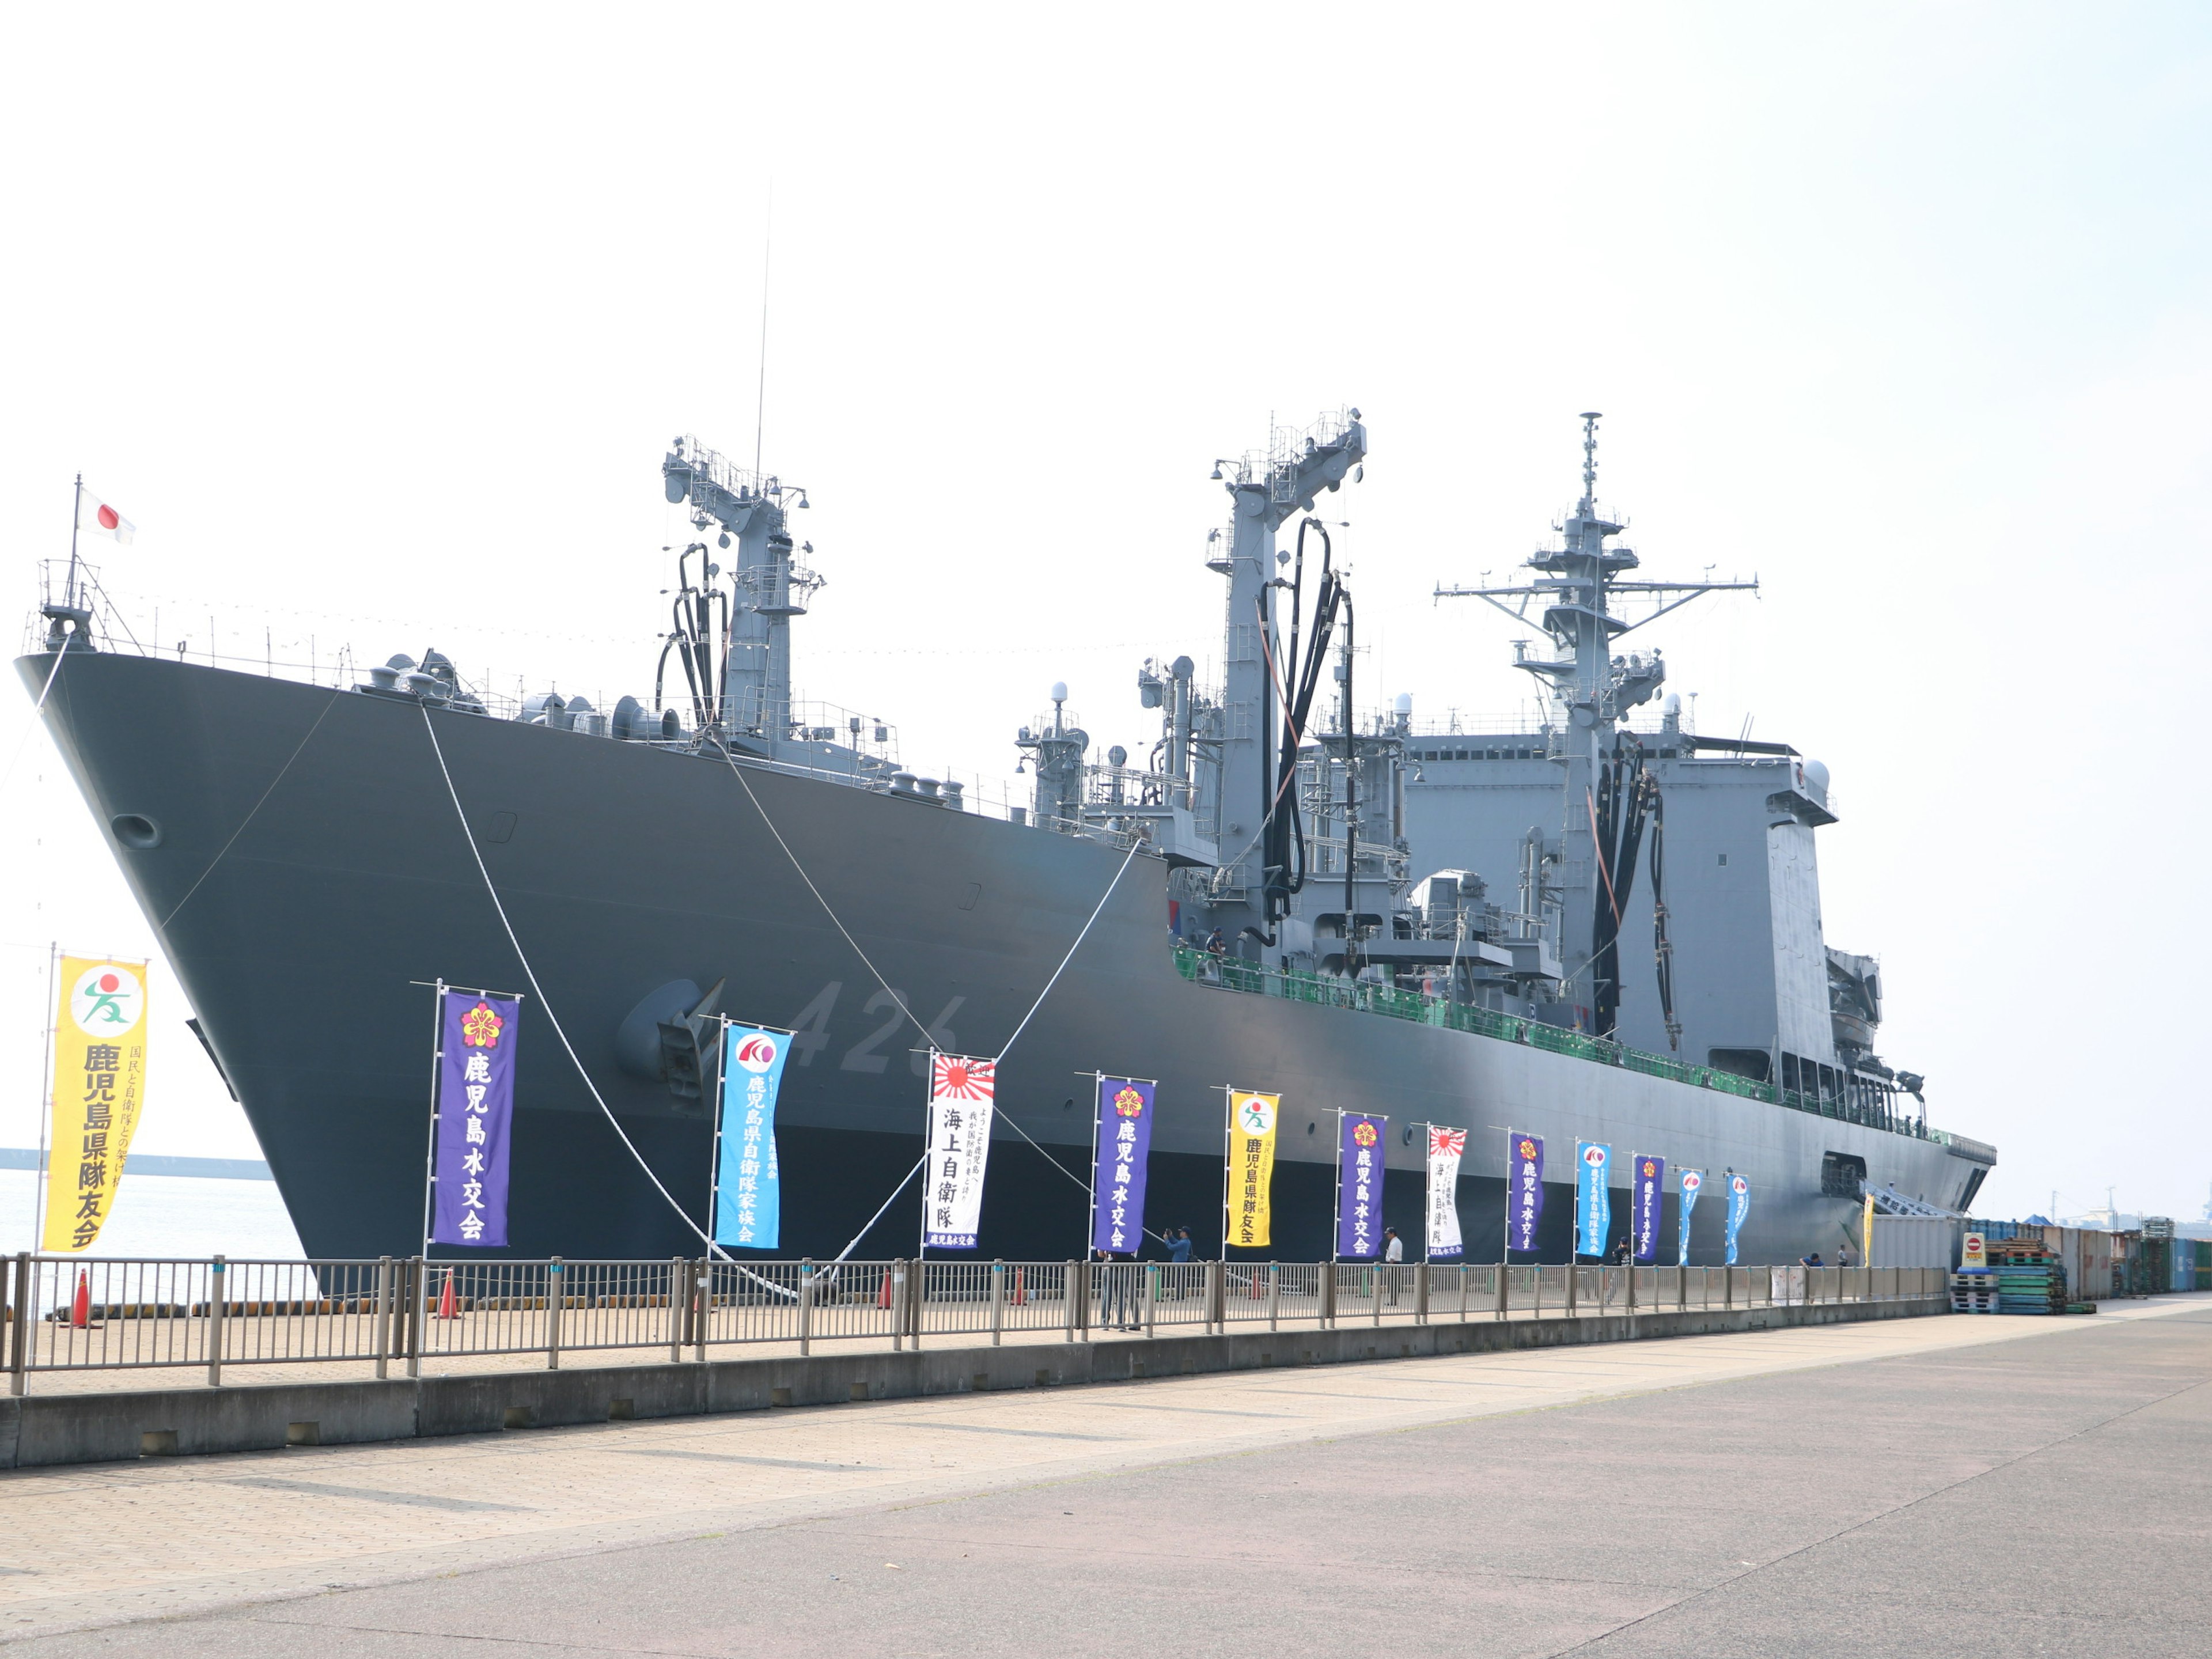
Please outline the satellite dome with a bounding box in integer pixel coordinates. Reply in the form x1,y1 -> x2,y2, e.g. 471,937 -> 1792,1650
1050,681 -> 1068,704
1804,759 -> 1831,794
1393,693 -> 1413,716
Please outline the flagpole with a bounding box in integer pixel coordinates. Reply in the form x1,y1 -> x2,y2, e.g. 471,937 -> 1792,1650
420,980 -> 445,1264
705,1018 -> 729,1251
1217,1086 -> 1231,1262
1502,1127 -> 1512,1266
1084,1072 -> 1102,1257
917,1050 -> 935,1266
1331,1107 -> 1345,1266
66,476 -> 81,611
31,944 -> 56,1253
1418,1120 -> 1431,1264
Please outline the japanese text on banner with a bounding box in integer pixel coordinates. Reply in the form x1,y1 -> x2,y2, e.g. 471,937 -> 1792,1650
1724,1173 -> 1752,1265
1226,1090 -> 1277,1249
41,956 -> 150,1253
1575,1141 -> 1612,1258
1631,1153 -> 1666,1263
1090,1077 -> 1153,1255
716,1026 -> 790,1249
1677,1168 -> 1704,1266
433,994 -> 520,1248
1506,1131 -> 1544,1254
1336,1113 -> 1387,1259
1426,1126 -> 1465,1259
925,1051 -> 995,1249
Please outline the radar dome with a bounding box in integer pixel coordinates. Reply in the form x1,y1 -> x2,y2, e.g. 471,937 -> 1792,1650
1662,692 -> 1681,716
1393,693 -> 1413,716
1050,681 -> 1068,704
1803,759 -> 1831,794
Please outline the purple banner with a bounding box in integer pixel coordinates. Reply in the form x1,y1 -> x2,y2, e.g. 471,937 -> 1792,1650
1631,1152 -> 1666,1263
1507,1131 -> 1544,1254
432,993 -> 518,1248
1336,1113 -> 1386,1259
1090,1076 -> 1154,1253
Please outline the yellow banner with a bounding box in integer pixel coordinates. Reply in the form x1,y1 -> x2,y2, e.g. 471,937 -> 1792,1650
1227,1089 -> 1278,1249
43,956 -> 150,1253
1863,1194 -> 1876,1267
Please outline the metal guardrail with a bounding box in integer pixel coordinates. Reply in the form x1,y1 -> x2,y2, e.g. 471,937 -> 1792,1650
1172,944 -> 1944,1143
2,1253 -> 1949,1393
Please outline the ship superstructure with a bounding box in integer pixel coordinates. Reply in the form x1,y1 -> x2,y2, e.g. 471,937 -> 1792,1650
18,410 -> 1995,1267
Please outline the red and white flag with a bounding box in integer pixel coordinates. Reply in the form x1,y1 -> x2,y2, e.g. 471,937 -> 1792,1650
77,488 -> 134,545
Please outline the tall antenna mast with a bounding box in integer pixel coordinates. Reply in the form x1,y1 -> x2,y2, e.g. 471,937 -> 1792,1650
753,186 -> 773,478
1578,411 -> 1600,515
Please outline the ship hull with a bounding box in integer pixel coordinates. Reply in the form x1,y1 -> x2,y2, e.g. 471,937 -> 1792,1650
21,650 -> 1987,1265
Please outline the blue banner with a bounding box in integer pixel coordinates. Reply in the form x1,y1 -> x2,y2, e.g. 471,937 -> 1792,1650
1575,1141 -> 1611,1258
1090,1076 -> 1154,1254
715,1025 -> 789,1249
1337,1113 -> 1387,1258
1631,1153 -> 1665,1263
1506,1131 -> 1543,1254
1677,1168 -> 1703,1266
433,994 -> 519,1248
1724,1172 -> 1751,1266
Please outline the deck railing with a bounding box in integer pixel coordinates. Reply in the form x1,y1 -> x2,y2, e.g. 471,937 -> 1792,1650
1173,944 -> 1946,1142
3,1252 -> 1948,1393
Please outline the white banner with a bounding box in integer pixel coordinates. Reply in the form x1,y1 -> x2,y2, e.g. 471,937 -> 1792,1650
1426,1126 -> 1466,1259
924,1051 -> 995,1249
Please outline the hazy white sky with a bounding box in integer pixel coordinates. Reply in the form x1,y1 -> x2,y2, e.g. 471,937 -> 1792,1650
3,5 -> 2208,1224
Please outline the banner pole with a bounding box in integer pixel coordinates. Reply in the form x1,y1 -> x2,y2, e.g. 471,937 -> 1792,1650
1331,1107 -> 1344,1267
419,982 -> 445,1263
1501,1127 -> 1512,1267
66,476 -> 81,611
705,1017 -> 728,1251
1418,1120 -> 1431,1264
1085,1072 -> 1103,1257
1218,1086 -> 1231,1262
420,980 -> 444,1263
31,944 -> 56,1253
917,1050 -> 935,1267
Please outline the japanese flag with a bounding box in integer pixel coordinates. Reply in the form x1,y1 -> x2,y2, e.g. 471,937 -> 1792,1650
78,488 -> 134,544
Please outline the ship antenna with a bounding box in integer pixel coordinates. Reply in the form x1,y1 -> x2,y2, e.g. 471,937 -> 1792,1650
1578,411 -> 1601,516
753,184 -> 773,478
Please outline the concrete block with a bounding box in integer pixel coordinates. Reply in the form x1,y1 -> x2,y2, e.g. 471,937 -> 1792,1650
5,1379 -> 416,1468
415,1362 -> 707,1438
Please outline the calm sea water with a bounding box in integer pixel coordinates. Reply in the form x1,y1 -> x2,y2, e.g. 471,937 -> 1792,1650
0,1168 -> 306,1259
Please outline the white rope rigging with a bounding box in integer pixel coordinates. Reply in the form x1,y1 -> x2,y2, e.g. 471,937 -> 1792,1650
715,744 -> 1152,1244
161,690 -> 343,927
429,709 -> 1158,1267
0,647 -> 71,794
421,706 -> 728,1259
712,745 -> 934,1043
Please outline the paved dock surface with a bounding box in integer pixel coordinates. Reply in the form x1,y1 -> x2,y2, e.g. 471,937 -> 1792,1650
3,1297 -> 2206,1656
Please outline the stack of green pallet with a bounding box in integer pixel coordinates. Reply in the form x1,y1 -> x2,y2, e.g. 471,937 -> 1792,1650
1989,1244 -> 2069,1314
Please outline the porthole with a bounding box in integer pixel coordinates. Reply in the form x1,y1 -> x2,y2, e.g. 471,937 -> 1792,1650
111,813 -> 162,850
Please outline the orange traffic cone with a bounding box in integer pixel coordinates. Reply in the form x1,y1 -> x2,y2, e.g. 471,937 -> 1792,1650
877,1270 -> 893,1310
435,1269 -> 459,1320
1013,1267 -> 1027,1306
71,1269 -> 91,1328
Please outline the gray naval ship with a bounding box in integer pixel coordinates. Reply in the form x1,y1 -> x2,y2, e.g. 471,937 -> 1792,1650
20,408 -> 1995,1265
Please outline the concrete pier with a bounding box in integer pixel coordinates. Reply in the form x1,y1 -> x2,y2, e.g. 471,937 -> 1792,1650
1,1297 -> 2205,1656
1,1293 -> 1944,1469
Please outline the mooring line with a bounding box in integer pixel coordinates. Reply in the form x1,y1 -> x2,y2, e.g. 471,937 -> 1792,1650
421,706 -> 726,1258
